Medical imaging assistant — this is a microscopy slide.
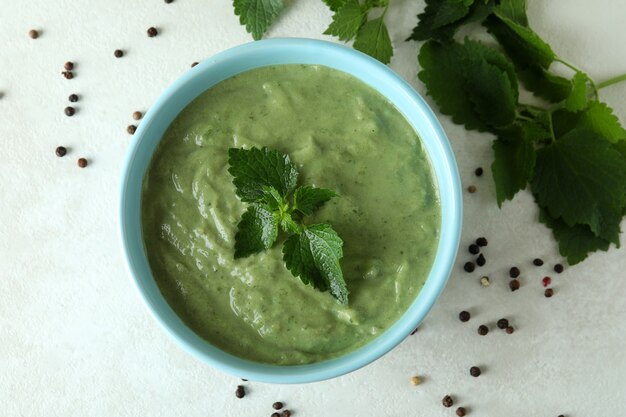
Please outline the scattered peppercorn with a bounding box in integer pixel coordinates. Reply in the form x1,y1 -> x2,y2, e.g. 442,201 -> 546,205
410,326 -> 418,335
241,378 -> 248,381
165,0 -> 174,3
456,407 -> 467,417
442,395 -> 454,408
509,279 -> 520,292
509,267 -> 520,278
64,106 -> 75,117
468,244 -> 479,255
191,62 -> 199,67
132,111 -> 142,120
147,27 -> 158,37
505,326 -> 514,334
62,71 -> 74,79
554,264 -> 564,273
281,410 -> 291,417
480,276 -> 490,287
28,29 -> 39,39
271,414 -> 280,417
477,325 -> 488,336
235,385 -> 245,399
55,146 -> 67,157
127,124 -> 137,135
476,237 -> 488,247
77,158 -> 88,168
467,185 -> 477,193
542,276 -> 552,287
68,93 -> 78,102
497,318 -> 509,329
476,253 -> 486,267
114,49 -> 124,58
410,376 -> 422,386
545,288 -> 554,298
533,258 -> 544,266
474,167 -> 483,176
557,415 -> 565,417
470,366 -> 481,377
273,402 -> 284,410
64,61 -> 74,71
463,262 -> 475,273
459,311 -> 470,322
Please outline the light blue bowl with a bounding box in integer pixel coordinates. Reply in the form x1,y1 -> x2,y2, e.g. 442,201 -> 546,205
119,38 -> 462,384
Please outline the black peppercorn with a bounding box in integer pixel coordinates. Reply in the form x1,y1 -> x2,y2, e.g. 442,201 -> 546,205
28,29 -> 39,39
114,49 -> 124,58
533,258 -> 544,266
77,158 -> 87,168
456,407 -> 467,417
463,262 -> 475,273
127,124 -> 137,135
470,366 -> 481,377
271,414 -> 280,417
68,93 -> 78,102
476,253 -> 485,267
497,318 -> 509,329
64,61 -> 74,71
273,402 -> 284,410
509,267 -> 520,278
459,311 -> 470,322
505,326 -> 514,334
468,244 -> 479,255
147,27 -> 158,37
281,410 -> 291,417
509,279 -> 520,291
474,167 -> 483,176
475,237 -> 488,247
64,106 -> 75,116
442,395 -> 454,408
62,71 -> 74,79
545,288 -> 554,298
55,146 -> 67,157
235,385 -> 245,399
554,264 -> 564,273
191,62 -> 199,67
477,325 -> 488,336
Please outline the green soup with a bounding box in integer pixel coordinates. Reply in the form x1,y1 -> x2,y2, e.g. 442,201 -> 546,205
141,65 -> 440,365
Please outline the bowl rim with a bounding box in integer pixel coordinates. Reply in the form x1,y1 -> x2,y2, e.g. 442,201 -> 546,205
119,38 -> 462,384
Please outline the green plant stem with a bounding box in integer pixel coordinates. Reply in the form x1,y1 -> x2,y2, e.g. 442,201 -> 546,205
597,72 -> 626,89
547,110 -> 556,143
555,58 -> 599,99
516,114 -> 535,122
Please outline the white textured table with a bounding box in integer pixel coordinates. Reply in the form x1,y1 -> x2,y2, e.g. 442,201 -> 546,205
2,1 -> 625,416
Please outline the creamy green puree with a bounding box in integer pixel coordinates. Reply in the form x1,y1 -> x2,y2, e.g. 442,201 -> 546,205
142,65 -> 440,365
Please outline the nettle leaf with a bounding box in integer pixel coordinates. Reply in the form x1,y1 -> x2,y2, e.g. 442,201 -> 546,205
563,72 -> 590,112
283,224 -> 348,304
234,204 -> 279,258
293,186 -> 338,215
407,0 -> 492,42
233,0 -> 285,41
531,128 -> 626,243
228,147 -> 298,203
322,0 -> 348,12
494,0 -> 528,26
418,41 -> 486,130
484,13 -> 555,69
517,66 -> 572,103
539,208 -> 612,265
324,0 -> 368,42
261,185 -> 284,210
491,126 -> 536,206
353,16 -> 393,64
553,101 -> 626,143
418,39 -> 518,131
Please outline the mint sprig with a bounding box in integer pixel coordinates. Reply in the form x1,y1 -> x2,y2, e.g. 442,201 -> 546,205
228,147 -> 349,304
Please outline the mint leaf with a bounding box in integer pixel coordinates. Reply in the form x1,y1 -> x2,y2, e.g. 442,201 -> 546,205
353,16 -> 393,64
517,67 -> 572,103
531,128 -> 626,243
322,0 -> 348,12
228,147 -> 298,203
491,126 -> 536,206
234,204 -> 279,258
484,14 -> 555,69
494,0 -> 527,26
323,0 -> 368,42
283,224 -> 348,304
553,101 -> 626,143
293,186 -> 338,215
432,0 -> 474,29
261,185 -> 284,210
464,59 -> 517,127
539,208 -> 612,265
233,0 -> 285,41
407,0 -> 488,42
563,72 -> 590,112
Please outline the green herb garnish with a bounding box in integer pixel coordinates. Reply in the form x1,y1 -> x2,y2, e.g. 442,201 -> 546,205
228,147 -> 348,304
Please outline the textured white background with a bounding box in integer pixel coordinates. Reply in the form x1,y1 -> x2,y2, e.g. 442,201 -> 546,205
1,1 -> 625,416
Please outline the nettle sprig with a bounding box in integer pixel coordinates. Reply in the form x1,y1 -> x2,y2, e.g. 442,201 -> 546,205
411,0 -> 626,264
228,147 -> 349,304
